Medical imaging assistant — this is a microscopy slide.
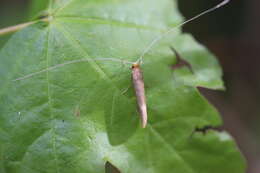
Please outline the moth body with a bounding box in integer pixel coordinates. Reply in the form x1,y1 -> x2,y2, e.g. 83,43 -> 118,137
131,63 -> 147,128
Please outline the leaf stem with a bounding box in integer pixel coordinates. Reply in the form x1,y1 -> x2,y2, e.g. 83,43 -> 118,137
0,21 -> 35,36
0,18 -> 51,36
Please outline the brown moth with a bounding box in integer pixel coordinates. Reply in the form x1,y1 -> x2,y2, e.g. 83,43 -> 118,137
131,63 -> 147,128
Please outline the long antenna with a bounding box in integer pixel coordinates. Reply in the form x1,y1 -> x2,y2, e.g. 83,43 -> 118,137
137,0 -> 230,64
13,57 -> 133,81
13,0 -> 230,82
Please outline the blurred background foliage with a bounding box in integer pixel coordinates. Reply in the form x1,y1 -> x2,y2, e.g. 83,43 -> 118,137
0,0 -> 259,173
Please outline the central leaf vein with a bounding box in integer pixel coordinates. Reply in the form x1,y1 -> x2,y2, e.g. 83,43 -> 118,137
46,26 -> 60,173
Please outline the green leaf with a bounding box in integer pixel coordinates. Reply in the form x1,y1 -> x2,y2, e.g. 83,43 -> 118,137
0,0 -> 246,173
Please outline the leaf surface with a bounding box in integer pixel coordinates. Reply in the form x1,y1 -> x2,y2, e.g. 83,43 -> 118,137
0,0 -> 246,173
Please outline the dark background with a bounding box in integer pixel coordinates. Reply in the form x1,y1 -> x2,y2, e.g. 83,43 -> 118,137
0,0 -> 259,173
179,1 -> 260,173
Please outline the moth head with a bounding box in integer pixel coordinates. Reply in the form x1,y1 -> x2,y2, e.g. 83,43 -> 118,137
131,63 -> 140,69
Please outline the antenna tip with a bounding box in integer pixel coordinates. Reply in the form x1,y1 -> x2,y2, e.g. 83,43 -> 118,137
217,0 -> 230,8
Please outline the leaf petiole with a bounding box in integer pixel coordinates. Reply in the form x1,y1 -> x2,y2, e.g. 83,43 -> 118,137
0,17 -> 52,36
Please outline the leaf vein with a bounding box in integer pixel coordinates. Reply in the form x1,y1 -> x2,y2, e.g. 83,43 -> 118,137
54,22 -> 129,99
55,16 -> 164,32
149,125 -> 195,173
46,27 -> 60,173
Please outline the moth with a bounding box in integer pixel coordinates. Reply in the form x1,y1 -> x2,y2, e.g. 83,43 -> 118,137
131,63 -> 147,128
131,48 -> 194,128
